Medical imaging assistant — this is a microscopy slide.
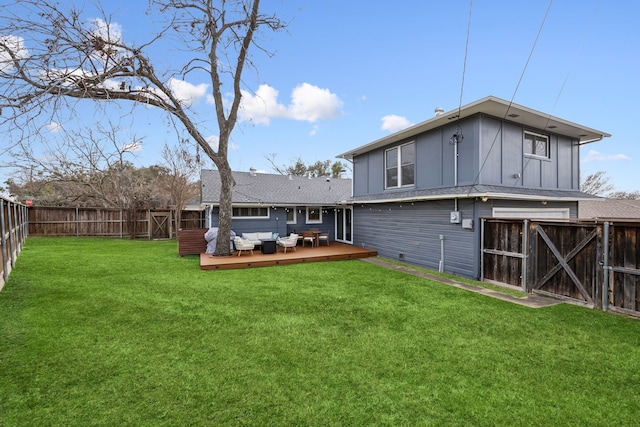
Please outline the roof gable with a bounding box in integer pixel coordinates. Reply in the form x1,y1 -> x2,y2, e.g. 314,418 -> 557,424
201,170 -> 352,206
337,96 -> 611,160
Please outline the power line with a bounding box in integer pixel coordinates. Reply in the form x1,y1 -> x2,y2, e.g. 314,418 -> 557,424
457,0 -> 473,118
468,0 -> 554,195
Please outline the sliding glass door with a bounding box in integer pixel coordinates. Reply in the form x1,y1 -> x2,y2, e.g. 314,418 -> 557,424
335,207 -> 352,243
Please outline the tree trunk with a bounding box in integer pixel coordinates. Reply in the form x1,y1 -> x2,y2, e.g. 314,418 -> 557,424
214,161 -> 235,256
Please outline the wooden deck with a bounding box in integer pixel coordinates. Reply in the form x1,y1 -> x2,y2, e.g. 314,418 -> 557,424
199,242 -> 378,270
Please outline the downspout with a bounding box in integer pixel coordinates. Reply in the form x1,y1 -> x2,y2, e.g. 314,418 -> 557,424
480,218 -> 485,281
522,219 -> 529,292
454,135 -> 458,187
439,234 -> 445,273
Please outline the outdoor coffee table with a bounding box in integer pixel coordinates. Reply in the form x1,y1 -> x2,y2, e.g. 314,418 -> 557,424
260,239 -> 277,254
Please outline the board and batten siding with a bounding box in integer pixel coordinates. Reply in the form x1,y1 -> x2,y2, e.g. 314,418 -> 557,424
352,199 -> 479,278
478,115 -> 579,191
353,114 -> 582,199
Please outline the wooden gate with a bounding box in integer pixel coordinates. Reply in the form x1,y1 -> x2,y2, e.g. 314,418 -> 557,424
482,219 -> 640,316
151,211 -> 170,239
528,222 -> 602,308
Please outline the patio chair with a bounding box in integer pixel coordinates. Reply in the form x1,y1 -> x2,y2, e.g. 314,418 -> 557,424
277,233 -> 298,253
317,230 -> 330,246
233,236 -> 255,256
302,230 -> 315,247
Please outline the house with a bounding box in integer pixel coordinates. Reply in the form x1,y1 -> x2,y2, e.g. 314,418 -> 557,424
337,96 -> 610,279
200,169 -> 352,240
579,199 -> 640,219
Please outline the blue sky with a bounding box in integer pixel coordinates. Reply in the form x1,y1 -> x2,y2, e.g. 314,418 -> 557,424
3,0 -> 640,192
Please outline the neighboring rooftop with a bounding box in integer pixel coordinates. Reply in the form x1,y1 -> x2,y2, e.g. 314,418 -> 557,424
337,95 -> 611,161
579,199 -> 640,219
200,170 -> 352,206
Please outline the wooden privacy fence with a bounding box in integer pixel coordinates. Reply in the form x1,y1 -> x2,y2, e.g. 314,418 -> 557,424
28,207 -> 206,239
482,218 -> 640,317
1,196 -> 29,290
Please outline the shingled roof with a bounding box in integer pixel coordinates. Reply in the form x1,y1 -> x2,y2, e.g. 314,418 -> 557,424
579,199 -> 640,219
200,170 -> 352,206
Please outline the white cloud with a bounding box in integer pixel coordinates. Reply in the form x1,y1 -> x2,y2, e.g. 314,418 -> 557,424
206,135 -> 220,151
168,77 -> 208,107
239,83 -> 342,125
239,84 -> 287,125
46,122 -> 62,133
0,35 -> 28,72
288,83 -> 343,122
122,141 -> 143,153
582,150 -> 631,162
381,114 -> 412,132
89,18 -> 123,44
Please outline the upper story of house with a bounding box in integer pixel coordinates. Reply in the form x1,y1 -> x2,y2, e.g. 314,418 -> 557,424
337,96 -> 610,202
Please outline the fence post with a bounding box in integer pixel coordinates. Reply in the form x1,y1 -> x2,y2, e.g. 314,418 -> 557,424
7,199 -> 15,268
75,207 -> 79,237
602,221 -> 610,312
1,199 -> 6,285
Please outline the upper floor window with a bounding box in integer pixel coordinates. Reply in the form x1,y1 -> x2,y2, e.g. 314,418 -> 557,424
524,131 -> 549,158
385,142 -> 415,189
232,206 -> 269,219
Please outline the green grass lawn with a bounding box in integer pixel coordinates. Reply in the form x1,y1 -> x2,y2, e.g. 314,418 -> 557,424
2,237 -> 640,426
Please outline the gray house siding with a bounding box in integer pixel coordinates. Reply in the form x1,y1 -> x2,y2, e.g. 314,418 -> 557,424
352,199 -> 479,278
207,206 -> 336,238
353,114 -> 583,199
478,115 -> 579,191
342,97 -> 607,281
352,198 -> 578,280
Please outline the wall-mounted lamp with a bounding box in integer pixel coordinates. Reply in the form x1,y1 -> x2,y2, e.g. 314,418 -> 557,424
541,200 -> 548,205
481,196 -> 489,202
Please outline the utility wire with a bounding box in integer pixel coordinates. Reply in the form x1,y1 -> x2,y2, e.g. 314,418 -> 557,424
457,0 -> 473,119
468,0 -> 554,196
519,0 -> 601,185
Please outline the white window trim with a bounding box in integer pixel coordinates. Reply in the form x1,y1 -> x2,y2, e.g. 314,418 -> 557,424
305,206 -> 322,224
385,141 -> 415,189
286,207 -> 297,224
524,131 -> 550,159
231,206 -> 271,219
492,207 -> 570,219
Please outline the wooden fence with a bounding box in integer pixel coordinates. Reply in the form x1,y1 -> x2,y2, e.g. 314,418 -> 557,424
482,218 -> 640,316
1,196 -> 29,290
28,207 -> 206,239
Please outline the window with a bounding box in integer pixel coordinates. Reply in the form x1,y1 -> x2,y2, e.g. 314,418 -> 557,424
524,131 -> 549,158
306,207 -> 322,224
385,142 -> 415,188
232,206 -> 269,219
286,208 -> 297,224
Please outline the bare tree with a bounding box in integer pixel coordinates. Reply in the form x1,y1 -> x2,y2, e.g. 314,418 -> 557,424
580,171 -> 615,197
7,122 -> 152,208
158,142 -> 202,233
608,190 -> 640,200
0,0 -> 286,255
